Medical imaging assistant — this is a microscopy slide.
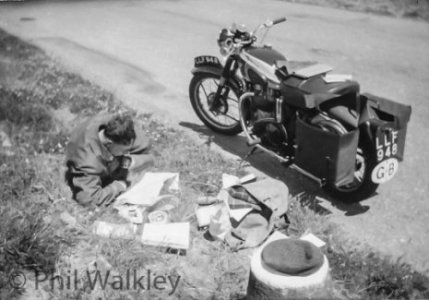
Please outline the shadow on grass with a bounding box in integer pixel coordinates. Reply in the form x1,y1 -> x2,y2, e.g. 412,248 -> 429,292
180,121 -> 371,217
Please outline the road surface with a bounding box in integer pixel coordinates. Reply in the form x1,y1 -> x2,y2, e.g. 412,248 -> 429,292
1,0 -> 429,273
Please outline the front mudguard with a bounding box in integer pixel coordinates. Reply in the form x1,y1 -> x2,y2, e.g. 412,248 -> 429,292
191,66 -> 243,94
191,54 -> 224,78
191,65 -> 223,77
191,55 -> 243,93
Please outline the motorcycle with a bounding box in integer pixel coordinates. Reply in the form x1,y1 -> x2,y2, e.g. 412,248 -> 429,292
189,17 -> 411,201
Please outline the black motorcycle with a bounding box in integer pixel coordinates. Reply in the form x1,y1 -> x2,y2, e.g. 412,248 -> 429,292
189,17 -> 411,201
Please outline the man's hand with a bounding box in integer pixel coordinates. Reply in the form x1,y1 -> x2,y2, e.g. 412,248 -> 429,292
102,180 -> 128,207
120,155 -> 133,169
116,180 -> 128,191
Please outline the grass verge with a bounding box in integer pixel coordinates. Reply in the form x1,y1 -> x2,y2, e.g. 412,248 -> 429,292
282,0 -> 429,22
0,27 -> 428,299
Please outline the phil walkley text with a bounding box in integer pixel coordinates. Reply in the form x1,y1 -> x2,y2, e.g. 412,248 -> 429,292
30,269 -> 181,295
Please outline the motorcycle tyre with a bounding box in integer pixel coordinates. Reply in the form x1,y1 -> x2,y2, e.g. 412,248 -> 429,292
189,73 -> 242,135
323,141 -> 379,203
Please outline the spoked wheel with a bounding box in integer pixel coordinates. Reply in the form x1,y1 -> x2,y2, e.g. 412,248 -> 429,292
324,144 -> 379,202
189,73 -> 242,135
312,116 -> 379,202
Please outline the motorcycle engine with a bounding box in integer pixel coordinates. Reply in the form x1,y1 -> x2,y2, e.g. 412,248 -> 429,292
251,109 -> 288,152
240,85 -> 291,155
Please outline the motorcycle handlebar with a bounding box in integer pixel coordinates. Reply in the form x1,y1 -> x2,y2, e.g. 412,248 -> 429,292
223,17 -> 287,51
272,17 -> 287,25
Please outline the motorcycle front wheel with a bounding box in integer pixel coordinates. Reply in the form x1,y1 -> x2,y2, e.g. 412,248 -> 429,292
189,73 -> 242,135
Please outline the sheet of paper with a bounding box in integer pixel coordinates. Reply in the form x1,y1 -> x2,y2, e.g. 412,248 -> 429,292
117,172 -> 179,206
323,74 -> 353,83
222,173 -> 240,189
293,64 -> 332,78
216,189 -> 230,203
141,222 -> 190,249
239,173 -> 256,184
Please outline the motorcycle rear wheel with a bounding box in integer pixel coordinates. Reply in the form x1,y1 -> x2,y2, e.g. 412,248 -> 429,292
189,73 -> 242,135
313,118 -> 379,202
324,144 -> 379,202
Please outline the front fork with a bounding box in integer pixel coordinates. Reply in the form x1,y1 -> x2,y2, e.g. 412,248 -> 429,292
210,56 -> 236,111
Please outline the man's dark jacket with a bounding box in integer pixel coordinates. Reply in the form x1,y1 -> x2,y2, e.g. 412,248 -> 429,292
65,114 -> 153,206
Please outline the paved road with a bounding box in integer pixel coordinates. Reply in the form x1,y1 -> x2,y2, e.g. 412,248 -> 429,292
1,0 -> 429,273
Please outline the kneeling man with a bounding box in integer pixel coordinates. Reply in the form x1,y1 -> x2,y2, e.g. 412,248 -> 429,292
65,113 -> 154,206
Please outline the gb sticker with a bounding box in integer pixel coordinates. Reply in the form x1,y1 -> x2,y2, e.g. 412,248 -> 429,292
371,158 -> 399,184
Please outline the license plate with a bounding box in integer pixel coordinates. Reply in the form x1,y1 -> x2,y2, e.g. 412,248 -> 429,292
375,127 -> 399,162
194,56 -> 221,67
371,158 -> 399,184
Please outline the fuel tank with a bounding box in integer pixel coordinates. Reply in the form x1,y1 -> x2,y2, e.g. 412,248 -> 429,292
246,46 -> 286,65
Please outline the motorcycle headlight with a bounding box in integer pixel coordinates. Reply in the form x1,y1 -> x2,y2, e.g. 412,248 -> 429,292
219,38 -> 233,56
217,28 -> 234,56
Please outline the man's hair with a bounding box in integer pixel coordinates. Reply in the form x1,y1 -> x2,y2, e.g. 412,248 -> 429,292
104,114 -> 136,145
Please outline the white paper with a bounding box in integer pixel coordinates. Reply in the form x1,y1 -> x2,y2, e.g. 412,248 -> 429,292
216,189 -> 230,203
323,74 -> 353,83
222,173 -> 240,189
141,222 -> 189,249
239,173 -> 256,184
117,172 -> 179,206
293,64 -> 332,78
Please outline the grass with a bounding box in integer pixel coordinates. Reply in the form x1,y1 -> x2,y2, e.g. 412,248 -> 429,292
282,0 -> 429,22
284,194 -> 429,299
0,27 -> 428,299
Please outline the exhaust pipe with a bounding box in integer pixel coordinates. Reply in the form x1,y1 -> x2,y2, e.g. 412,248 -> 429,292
238,92 -> 260,145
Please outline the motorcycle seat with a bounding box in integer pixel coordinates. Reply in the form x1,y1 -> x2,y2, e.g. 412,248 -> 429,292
302,79 -> 360,108
281,74 -> 360,109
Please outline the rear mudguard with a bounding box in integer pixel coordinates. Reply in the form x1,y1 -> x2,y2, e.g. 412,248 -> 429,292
358,93 -> 411,162
321,92 -> 411,162
295,93 -> 411,186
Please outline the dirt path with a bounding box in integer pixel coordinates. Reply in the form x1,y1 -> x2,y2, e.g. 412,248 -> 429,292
1,0 -> 429,273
